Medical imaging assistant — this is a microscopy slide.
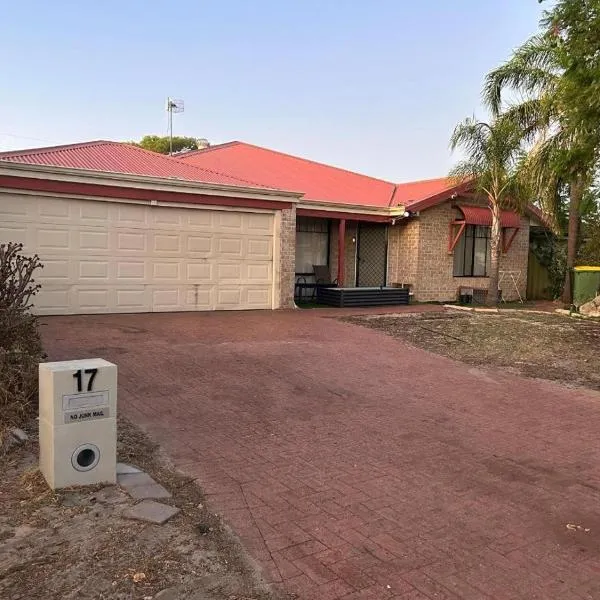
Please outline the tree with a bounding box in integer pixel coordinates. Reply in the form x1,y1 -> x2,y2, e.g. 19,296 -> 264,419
129,135 -> 209,155
484,8 -> 600,305
449,117 -> 529,306
541,0 -> 600,142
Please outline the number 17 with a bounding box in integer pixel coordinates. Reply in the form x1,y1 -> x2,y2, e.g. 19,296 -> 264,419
73,368 -> 98,392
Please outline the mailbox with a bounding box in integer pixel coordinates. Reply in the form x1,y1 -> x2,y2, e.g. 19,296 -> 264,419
39,359 -> 117,489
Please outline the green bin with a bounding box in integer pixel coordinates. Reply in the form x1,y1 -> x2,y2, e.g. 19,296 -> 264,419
573,266 -> 600,307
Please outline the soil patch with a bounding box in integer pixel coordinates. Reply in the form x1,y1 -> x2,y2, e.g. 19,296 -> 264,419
346,310 -> 600,390
0,419 -> 285,600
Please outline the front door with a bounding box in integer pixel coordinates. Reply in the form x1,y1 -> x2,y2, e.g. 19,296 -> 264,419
357,224 -> 387,287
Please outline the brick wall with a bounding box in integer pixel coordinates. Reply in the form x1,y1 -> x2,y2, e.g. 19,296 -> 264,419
387,219 -> 419,288
279,206 -> 296,308
329,221 -> 358,286
413,202 -> 529,302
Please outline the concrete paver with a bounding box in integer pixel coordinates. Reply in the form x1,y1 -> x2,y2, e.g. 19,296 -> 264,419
42,309 -> 600,600
117,472 -> 172,500
123,500 -> 180,524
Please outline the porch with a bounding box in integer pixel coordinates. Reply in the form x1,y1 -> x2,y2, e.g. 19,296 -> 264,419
294,214 -> 409,306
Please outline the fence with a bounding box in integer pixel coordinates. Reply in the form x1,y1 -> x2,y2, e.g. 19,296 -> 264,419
526,251 -> 552,300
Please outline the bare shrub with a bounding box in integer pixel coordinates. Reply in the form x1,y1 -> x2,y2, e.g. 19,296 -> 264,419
0,242 -> 44,441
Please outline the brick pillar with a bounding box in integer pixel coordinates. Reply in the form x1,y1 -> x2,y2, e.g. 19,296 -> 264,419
278,206 -> 296,308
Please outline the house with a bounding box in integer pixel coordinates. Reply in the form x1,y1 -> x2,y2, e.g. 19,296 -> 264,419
0,140 -> 541,315
178,142 -> 541,303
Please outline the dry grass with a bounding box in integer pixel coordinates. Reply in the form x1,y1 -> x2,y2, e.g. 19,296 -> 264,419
0,419 -> 282,600
347,310 -> 600,390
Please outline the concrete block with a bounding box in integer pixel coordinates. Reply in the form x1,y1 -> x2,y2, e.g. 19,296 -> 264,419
118,472 -> 171,500
123,500 -> 179,524
116,462 -> 142,475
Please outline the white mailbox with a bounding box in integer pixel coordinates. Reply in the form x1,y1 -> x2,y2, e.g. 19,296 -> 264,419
39,359 -> 117,489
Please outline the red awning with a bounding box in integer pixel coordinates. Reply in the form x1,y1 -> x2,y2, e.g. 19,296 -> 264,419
457,205 -> 521,228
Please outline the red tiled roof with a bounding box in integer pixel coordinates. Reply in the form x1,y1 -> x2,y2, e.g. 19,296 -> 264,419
179,142 -> 398,207
180,142 -> 464,210
0,140 -> 273,190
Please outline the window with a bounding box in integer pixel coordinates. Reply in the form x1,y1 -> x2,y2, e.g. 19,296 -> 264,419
295,217 -> 329,274
453,225 -> 491,277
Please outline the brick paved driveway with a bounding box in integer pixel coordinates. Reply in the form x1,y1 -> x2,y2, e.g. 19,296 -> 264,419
42,310 -> 600,599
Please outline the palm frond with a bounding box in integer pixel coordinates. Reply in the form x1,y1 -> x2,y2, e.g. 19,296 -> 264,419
483,34 -> 559,115
498,97 -> 556,142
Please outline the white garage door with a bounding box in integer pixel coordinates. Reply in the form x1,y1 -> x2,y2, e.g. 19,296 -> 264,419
0,193 -> 275,315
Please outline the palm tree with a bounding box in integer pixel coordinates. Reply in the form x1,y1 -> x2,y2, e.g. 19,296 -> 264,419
449,117 -> 529,306
483,33 -> 596,304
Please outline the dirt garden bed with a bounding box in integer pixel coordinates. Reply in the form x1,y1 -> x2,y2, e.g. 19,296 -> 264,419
346,310 -> 600,390
0,419 -> 285,600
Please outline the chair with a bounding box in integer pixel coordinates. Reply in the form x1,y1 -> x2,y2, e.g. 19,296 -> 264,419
313,265 -> 338,287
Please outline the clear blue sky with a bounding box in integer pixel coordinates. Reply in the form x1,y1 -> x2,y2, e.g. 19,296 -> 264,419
0,1 -> 545,181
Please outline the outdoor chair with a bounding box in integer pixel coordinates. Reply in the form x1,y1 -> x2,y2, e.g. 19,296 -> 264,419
312,265 -> 338,287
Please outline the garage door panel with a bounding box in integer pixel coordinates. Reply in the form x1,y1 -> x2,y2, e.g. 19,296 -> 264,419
79,229 -> 110,251
247,263 -> 272,282
152,261 -> 180,280
247,237 -> 273,259
115,287 -> 149,310
76,288 -> 110,312
38,259 -> 71,282
79,260 -> 110,282
36,227 -> 70,250
247,287 -> 271,307
218,212 -> 243,230
117,204 -> 149,226
216,287 -> 243,308
247,213 -> 273,233
186,262 -> 212,281
153,233 -> 181,254
35,286 -> 71,314
217,236 -> 244,256
0,225 -> 30,248
79,201 -> 110,223
0,199 -> 29,217
187,211 -> 214,229
187,234 -> 213,254
185,286 -> 213,309
152,288 -> 181,310
217,263 -> 242,281
152,207 -> 184,227
117,231 -> 147,252
38,198 -> 71,219
1,193 -> 274,314
116,261 -> 146,281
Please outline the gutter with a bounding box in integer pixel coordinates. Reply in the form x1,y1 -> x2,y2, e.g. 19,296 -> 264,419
297,199 -> 406,221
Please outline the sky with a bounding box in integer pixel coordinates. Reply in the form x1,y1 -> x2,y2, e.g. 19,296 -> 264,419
0,1 -> 547,182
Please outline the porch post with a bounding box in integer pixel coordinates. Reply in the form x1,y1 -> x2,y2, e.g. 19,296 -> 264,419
337,218 -> 346,286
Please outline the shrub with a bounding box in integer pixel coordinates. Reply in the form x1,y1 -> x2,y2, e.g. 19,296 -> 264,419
0,242 -> 44,441
578,216 -> 600,266
530,231 -> 567,299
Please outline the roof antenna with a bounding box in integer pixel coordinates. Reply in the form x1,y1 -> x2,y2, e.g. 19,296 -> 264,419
165,98 -> 184,155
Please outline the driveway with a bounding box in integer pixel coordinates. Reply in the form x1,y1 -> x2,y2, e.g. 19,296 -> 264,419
42,310 -> 600,600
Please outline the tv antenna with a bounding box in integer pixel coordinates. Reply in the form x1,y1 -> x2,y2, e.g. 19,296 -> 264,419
166,98 -> 184,155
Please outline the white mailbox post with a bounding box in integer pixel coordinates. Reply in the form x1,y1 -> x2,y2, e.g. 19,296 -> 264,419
39,359 -> 117,489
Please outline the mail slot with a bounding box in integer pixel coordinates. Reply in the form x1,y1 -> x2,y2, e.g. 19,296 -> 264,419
39,359 -> 117,489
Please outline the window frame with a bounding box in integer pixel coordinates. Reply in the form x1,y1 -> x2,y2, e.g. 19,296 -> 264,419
453,224 -> 491,278
295,217 -> 331,276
